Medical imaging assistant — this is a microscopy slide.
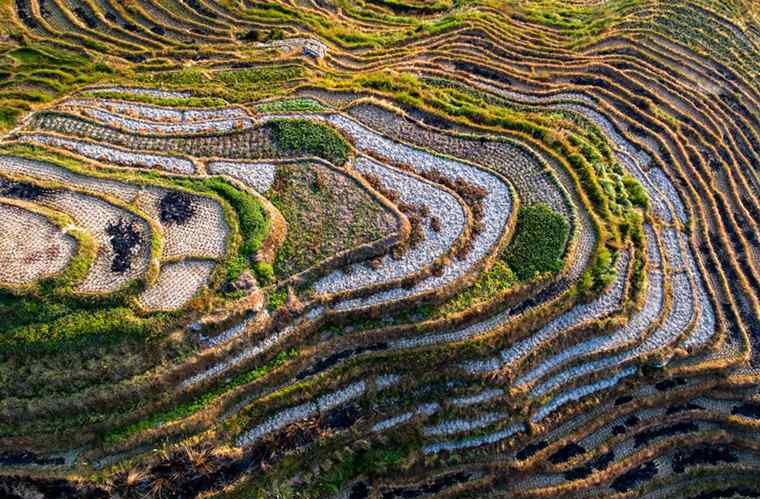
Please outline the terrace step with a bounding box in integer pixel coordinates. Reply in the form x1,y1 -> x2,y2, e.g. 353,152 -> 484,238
0,200 -> 77,286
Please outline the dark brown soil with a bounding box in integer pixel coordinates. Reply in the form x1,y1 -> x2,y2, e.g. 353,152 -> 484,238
634,421 -> 699,448
106,218 -> 143,273
672,445 -> 737,473
610,460 -> 657,492
160,191 -> 196,225
516,440 -> 548,461
549,442 -> 586,464
0,180 -> 53,200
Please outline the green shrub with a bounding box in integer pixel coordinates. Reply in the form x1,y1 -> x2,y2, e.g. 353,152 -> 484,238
267,288 -> 287,311
504,204 -> 570,281
432,260 -> 516,316
0,107 -> 20,129
579,245 -> 617,296
226,255 -> 248,282
622,175 -> 649,209
254,261 -> 274,285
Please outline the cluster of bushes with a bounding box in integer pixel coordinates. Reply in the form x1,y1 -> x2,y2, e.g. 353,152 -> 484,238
315,436 -> 418,494
431,260 -> 516,317
622,175 -> 649,209
578,244 -> 616,296
505,204 -> 570,281
267,118 -> 350,165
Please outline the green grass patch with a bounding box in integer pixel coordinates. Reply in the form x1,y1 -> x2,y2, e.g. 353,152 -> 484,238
82,90 -> 228,108
255,98 -> 326,113
578,245 -> 617,295
315,438 -> 418,494
215,66 -> 303,91
172,177 -> 270,260
0,106 -> 20,129
8,46 -> 87,67
0,296 -> 167,355
267,119 -> 350,165
134,65 -> 304,102
430,260 -> 516,317
504,203 -> 570,281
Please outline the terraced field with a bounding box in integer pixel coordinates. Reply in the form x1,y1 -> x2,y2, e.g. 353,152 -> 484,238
0,0 -> 758,497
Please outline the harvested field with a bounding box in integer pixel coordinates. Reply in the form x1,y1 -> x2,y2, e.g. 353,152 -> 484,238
266,161 -> 399,279
0,202 -> 76,285
138,259 -> 215,311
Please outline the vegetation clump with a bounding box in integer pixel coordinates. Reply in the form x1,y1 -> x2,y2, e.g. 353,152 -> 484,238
504,203 -> 570,281
267,119 -> 350,165
0,298 -> 166,355
238,28 -> 285,42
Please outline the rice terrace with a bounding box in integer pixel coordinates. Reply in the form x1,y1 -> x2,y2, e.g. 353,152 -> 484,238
0,0 -> 758,497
